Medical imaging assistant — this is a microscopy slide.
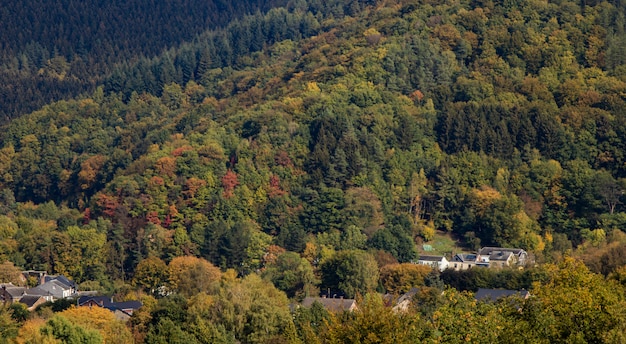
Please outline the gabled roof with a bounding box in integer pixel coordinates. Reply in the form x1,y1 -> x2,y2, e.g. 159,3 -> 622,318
474,288 -> 530,303
27,280 -> 69,296
47,280 -> 71,291
396,287 -> 420,304
44,275 -> 76,289
392,287 -> 421,312
18,295 -> 44,308
1,285 -> 26,298
418,255 -> 446,262
301,297 -> 357,313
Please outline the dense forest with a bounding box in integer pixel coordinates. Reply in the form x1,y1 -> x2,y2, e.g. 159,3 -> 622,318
2,0 -> 626,342
0,0 -> 290,122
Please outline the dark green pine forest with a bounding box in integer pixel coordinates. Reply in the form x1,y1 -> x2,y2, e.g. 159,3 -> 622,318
0,0 -> 290,122
2,0 -> 626,342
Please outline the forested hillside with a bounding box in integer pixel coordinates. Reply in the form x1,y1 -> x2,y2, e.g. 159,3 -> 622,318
0,0 -> 289,122
2,0 -> 626,342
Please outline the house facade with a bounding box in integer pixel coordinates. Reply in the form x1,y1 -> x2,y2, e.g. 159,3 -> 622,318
477,247 -> 529,268
23,275 -> 77,302
27,281 -> 67,301
450,247 -> 529,271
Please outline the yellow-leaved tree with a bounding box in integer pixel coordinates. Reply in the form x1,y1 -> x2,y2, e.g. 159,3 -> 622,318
168,255 -> 221,297
17,306 -> 133,344
500,257 -> 626,343
56,306 -> 134,344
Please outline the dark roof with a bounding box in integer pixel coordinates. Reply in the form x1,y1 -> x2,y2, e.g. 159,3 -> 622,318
18,295 -> 44,307
418,255 -> 446,262
106,301 -> 142,311
454,253 -> 477,262
301,297 -> 357,313
79,296 -> 142,311
475,288 -> 530,302
478,247 -> 525,256
78,296 -> 113,307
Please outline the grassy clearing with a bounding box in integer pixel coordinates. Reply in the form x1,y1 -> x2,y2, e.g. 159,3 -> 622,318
418,231 -> 467,257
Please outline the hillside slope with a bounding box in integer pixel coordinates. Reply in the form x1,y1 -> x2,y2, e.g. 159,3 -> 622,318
0,0 -> 626,289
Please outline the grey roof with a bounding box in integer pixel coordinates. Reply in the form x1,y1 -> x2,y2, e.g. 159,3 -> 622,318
26,286 -> 51,297
26,280 -> 70,297
475,288 -> 530,302
418,255 -> 446,262
489,251 -> 514,261
397,287 -> 420,304
2,286 -> 26,298
301,297 -> 357,313
112,309 -> 132,321
44,275 -> 75,289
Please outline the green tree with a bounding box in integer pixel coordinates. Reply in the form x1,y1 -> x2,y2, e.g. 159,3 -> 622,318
262,251 -> 319,299
426,288 -> 509,344
0,305 -> 19,343
208,274 -> 295,343
502,258 -> 626,343
133,257 -> 169,296
367,225 -> 417,263
380,263 -> 432,294
0,261 -> 22,285
64,226 -> 107,283
324,293 -> 424,344
41,315 -> 103,344
320,250 -> 379,298
168,256 -> 221,297
293,301 -> 329,344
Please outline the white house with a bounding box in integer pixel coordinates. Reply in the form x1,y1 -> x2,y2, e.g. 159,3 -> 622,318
415,255 -> 449,271
25,275 -> 76,301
